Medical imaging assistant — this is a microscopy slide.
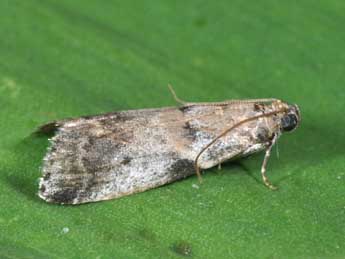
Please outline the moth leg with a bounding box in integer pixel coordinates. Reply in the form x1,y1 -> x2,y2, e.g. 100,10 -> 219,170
195,166 -> 203,183
168,84 -> 188,105
218,163 -> 222,170
261,134 -> 279,190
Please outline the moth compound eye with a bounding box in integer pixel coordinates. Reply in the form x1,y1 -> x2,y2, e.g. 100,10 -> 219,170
281,114 -> 299,132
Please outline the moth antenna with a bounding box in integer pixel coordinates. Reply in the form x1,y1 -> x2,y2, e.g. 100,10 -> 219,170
168,84 -> 187,105
194,108 -> 286,183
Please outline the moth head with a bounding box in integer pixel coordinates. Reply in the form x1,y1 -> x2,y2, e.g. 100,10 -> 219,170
280,104 -> 301,132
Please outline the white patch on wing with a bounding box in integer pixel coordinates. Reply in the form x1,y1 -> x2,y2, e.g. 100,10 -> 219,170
243,143 -> 265,156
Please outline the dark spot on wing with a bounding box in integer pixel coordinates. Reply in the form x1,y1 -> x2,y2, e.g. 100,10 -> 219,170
254,103 -> 265,111
39,184 -> 46,193
179,105 -> 194,113
168,159 -> 194,179
81,137 -> 125,171
43,172 -> 51,181
121,156 -> 132,165
50,188 -> 78,204
183,121 -> 198,141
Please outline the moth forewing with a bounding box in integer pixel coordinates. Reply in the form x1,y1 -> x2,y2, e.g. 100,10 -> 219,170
38,97 -> 300,204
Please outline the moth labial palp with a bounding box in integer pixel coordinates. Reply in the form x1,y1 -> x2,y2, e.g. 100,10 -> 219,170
37,86 -> 301,204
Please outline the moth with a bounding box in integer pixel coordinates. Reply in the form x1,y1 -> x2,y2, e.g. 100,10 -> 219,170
37,86 -> 301,204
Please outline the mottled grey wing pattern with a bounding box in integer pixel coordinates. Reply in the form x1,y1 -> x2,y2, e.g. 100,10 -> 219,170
38,104 -> 272,204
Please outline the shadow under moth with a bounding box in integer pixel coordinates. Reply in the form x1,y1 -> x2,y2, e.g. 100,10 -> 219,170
37,86 -> 301,204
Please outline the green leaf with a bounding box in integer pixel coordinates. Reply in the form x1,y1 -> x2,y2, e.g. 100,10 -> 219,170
1,0 -> 344,258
